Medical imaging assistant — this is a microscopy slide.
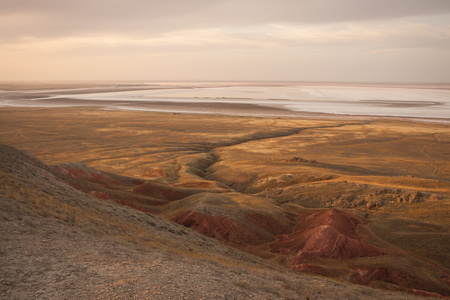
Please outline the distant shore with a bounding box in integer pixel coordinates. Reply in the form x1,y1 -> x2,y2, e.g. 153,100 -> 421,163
0,82 -> 449,123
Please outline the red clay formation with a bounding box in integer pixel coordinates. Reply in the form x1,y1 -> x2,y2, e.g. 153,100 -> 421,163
352,267 -> 450,298
172,210 -> 244,244
87,191 -> 110,200
410,289 -> 449,299
54,164 -> 122,186
243,212 -> 290,236
48,156 -> 448,298
171,210 -> 273,245
53,164 -> 166,210
271,209 -> 387,266
352,267 -> 414,287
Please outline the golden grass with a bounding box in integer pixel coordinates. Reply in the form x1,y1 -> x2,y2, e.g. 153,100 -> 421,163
374,199 -> 450,226
1,171 -> 156,241
1,106 -> 449,298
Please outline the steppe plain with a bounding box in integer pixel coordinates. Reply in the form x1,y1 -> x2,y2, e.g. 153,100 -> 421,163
0,82 -> 449,299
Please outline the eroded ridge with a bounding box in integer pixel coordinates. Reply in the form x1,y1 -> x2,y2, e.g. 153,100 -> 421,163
271,209 -> 388,268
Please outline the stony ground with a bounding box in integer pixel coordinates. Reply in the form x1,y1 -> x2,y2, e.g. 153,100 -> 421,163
1,199 -> 280,300
0,191 -> 420,300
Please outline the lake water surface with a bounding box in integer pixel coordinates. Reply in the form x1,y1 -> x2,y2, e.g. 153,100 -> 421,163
2,83 -> 450,121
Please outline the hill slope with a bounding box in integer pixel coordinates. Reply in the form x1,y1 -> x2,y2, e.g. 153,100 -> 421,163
1,143 -> 427,299
2,144 -> 448,298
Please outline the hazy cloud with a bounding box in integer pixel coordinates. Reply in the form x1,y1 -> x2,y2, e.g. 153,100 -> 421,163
1,0 -> 450,39
1,0 -> 450,81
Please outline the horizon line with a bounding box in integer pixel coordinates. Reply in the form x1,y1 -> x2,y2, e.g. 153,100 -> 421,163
1,79 -> 449,86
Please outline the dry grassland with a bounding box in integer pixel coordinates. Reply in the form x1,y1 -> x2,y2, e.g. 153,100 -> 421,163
1,105 -> 449,298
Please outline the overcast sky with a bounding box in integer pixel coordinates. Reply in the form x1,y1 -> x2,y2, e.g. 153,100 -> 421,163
1,0 -> 450,82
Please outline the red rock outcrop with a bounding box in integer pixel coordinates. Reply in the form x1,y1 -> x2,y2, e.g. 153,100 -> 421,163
171,210 -> 278,245
87,190 -> 110,200
351,267 -> 417,287
52,163 -> 167,210
171,210 -> 247,244
271,209 -> 387,267
411,289 -> 449,299
54,164 -> 122,186
243,212 -> 290,236
352,267 -> 450,298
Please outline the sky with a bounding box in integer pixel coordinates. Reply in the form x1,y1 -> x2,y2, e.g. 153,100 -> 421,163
1,0 -> 450,83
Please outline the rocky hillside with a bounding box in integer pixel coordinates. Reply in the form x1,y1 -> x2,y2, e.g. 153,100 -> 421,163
1,143 -> 447,299
2,143 -> 429,299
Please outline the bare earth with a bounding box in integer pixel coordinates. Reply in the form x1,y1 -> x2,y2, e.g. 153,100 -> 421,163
0,143 -> 417,300
0,82 -> 449,299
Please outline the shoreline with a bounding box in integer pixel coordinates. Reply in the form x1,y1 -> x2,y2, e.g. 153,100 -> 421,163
1,104 -> 449,126
1,82 -> 449,124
